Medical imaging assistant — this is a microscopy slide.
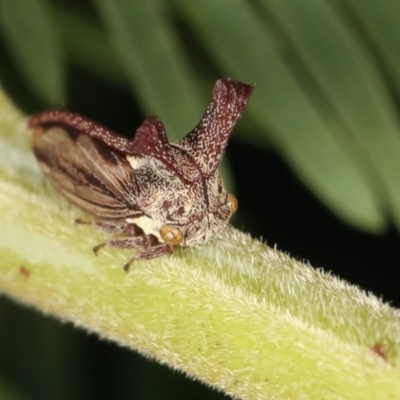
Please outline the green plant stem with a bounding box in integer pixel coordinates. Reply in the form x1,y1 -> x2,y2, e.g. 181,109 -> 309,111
0,89 -> 400,400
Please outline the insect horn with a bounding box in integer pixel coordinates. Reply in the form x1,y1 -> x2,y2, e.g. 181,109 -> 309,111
177,78 -> 254,176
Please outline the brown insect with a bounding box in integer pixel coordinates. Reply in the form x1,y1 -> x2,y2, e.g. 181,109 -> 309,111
29,78 -> 254,270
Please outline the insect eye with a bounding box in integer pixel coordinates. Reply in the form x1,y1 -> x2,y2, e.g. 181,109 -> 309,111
227,193 -> 238,214
160,226 -> 183,245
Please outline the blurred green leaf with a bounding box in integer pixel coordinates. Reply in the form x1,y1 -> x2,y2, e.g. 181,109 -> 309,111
0,376 -> 31,400
173,0 -> 384,232
0,0 -> 64,104
340,0 -> 400,98
52,4 -> 127,87
263,0 -> 400,232
1,0 -> 399,233
93,0 -> 204,140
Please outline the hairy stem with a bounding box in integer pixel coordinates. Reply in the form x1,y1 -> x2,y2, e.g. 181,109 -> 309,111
0,89 -> 399,400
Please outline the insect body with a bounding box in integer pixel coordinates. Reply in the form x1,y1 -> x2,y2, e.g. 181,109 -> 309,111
29,78 -> 254,270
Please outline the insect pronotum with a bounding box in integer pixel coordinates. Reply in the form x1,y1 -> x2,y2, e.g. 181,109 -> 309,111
29,78 -> 254,270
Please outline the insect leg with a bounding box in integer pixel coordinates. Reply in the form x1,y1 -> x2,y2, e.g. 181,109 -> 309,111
93,234 -> 159,256
135,244 -> 174,260
124,244 -> 174,271
76,219 -> 143,235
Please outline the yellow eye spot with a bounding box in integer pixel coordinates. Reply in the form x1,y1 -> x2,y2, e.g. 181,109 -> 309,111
160,226 -> 183,245
227,193 -> 238,214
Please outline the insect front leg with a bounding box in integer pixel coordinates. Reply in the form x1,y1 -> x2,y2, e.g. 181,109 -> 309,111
133,243 -> 174,261
76,219 -> 143,235
93,234 -> 174,271
93,234 -> 156,255
124,243 -> 174,271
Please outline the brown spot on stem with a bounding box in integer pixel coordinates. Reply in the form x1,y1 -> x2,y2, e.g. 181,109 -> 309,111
19,266 -> 30,278
370,344 -> 387,361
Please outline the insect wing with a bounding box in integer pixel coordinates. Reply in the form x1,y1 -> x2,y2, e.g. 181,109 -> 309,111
32,126 -> 142,219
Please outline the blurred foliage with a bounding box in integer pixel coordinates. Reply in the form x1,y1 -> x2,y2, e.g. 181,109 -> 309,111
2,0 -> 400,233
1,0 -> 400,399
